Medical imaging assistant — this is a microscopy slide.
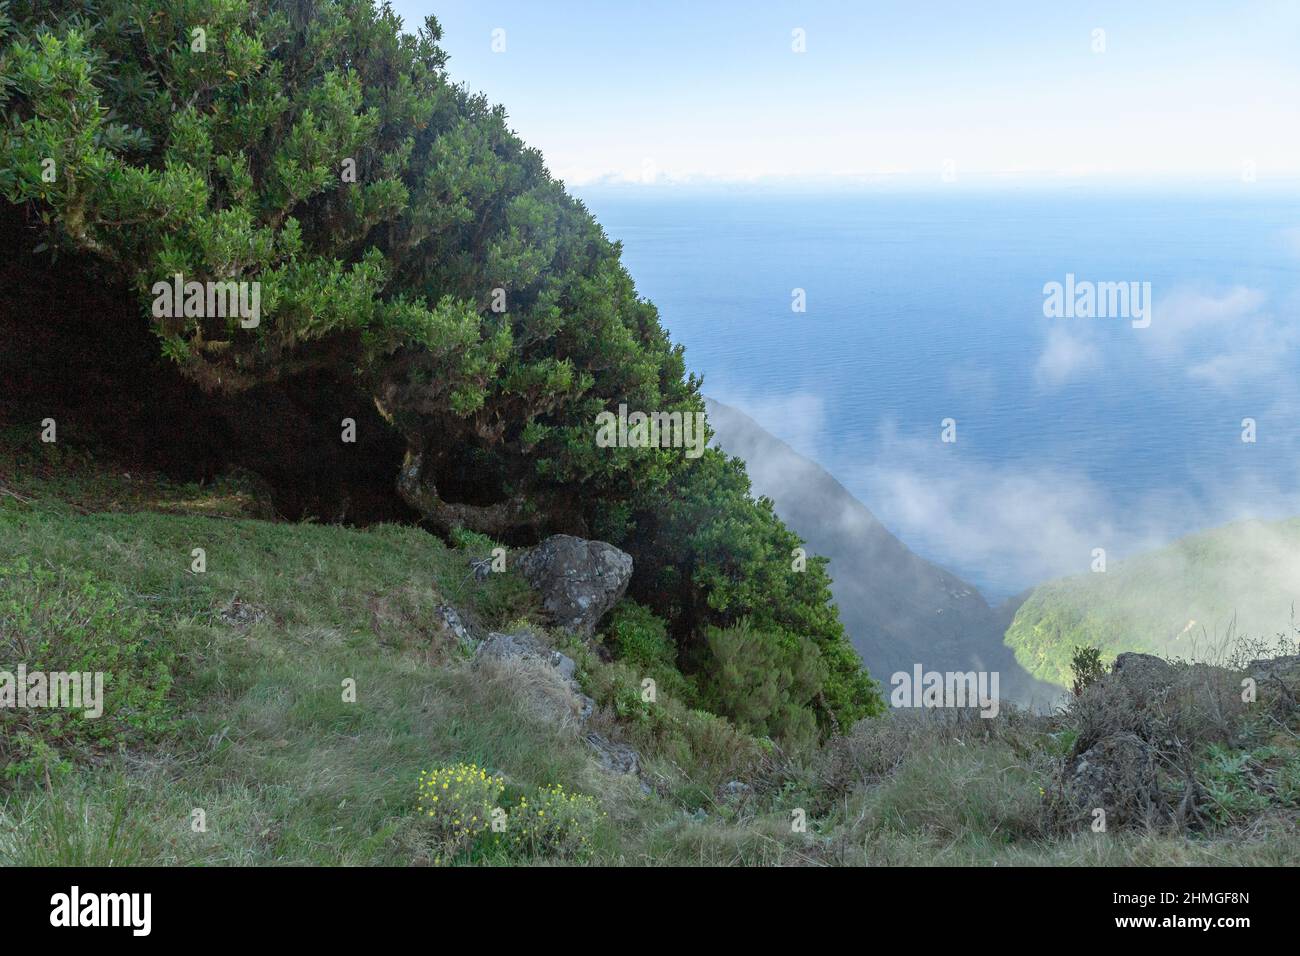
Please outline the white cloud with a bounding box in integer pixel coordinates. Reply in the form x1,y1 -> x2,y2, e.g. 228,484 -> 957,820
1147,286 -> 1267,351
1034,327 -> 1099,388
1142,285 -> 1294,391
707,387 -> 828,462
855,423 -> 1300,598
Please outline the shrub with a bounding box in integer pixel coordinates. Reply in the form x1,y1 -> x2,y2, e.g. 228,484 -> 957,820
697,619 -> 824,743
627,450 -> 883,733
603,601 -> 694,704
1068,659 -> 1244,756
1070,644 -> 1106,697
415,762 -> 505,863
1197,743 -> 1300,827
508,783 -> 604,861
1198,746 -> 1268,826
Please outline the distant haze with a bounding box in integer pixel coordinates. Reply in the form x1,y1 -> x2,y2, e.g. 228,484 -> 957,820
406,1 -> 1300,189
590,192 -> 1300,599
707,397 -> 1062,708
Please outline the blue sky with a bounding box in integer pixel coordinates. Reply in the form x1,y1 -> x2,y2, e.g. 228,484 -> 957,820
387,1 -> 1300,190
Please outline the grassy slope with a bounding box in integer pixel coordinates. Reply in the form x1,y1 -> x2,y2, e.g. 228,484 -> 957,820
1005,519 -> 1300,686
2,433 -> 1297,865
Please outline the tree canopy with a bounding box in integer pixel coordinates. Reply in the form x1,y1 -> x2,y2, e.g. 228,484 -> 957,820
0,0 -> 882,733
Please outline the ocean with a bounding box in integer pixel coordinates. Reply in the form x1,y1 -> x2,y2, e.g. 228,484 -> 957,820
578,188 -> 1300,599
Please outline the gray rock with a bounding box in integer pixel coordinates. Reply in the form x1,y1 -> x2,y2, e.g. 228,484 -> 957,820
474,630 -> 592,723
475,630 -> 578,680
585,732 -> 641,776
1111,652 -> 1175,688
434,604 -> 475,647
1060,731 -> 1168,828
516,535 -> 633,637
1250,654 -> 1300,682
1248,654 -> 1300,710
219,596 -> 267,628
722,780 -> 752,799
550,652 -> 577,683
475,629 -> 542,664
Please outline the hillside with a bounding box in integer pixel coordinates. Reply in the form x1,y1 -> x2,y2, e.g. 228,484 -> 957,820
4,0 -> 1299,871
1005,518 -> 1300,686
0,0 -> 881,738
706,399 -> 1059,706
2,434 -> 1298,866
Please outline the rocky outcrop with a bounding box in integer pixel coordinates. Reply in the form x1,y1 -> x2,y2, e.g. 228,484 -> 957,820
584,732 -> 640,776
1045,649 -> 1287,832
1059,732 -> 1169,829
516,535 -> 633,638
473,629 -> 647,779
433,604 -> 475,649
473,630 -> 593,720
1111,652 -> 1175,688
476,629 -> 567,671
1250,654 -> 1300,680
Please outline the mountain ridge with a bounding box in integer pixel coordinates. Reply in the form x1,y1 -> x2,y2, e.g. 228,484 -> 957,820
705,397 -> 1059,705
1006,516 -> 1300,685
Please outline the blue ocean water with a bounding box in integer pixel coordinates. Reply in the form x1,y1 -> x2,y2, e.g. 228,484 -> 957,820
578,189 -> 1300,598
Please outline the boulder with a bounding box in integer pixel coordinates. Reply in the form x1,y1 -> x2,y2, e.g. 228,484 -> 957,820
585,732 -> 641,776
516,535 -> 632,637
1058,731 -> 1169,828
1111,652 -> 1175,688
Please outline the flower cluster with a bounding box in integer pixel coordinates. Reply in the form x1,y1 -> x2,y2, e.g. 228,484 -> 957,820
416,764 -> 607,863
507,782 -> 606,860
416,762 -> 505,860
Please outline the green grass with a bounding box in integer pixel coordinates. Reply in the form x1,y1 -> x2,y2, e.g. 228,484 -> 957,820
2,435 -> 1299,865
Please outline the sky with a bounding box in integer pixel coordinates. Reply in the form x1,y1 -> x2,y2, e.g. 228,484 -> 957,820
387,0 -> 1300,190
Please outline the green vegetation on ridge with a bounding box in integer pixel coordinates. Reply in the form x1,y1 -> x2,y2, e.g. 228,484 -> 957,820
1005,518 -> 1300,686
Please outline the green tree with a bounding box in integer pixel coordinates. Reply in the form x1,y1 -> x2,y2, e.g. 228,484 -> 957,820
0,0 -> 882,733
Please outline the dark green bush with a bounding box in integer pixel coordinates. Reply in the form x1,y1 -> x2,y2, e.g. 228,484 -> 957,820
697,619 -> 824,744
602,600 -> 694,704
